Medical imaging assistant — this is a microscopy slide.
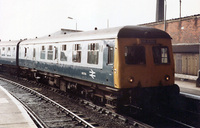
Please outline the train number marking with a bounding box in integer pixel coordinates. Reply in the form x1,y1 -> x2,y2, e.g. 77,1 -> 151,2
81,72 -> 87,76
89,69 -> 96,79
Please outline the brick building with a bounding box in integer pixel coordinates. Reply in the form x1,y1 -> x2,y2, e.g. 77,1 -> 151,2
142,14 -> 200,77
142,14 -> 200,44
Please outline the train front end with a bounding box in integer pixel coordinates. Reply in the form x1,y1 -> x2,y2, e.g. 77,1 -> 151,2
113,27 -> 179,109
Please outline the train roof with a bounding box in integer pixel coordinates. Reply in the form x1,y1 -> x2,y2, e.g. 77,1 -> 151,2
20,26 -> 171,45
0,40 -> 19,46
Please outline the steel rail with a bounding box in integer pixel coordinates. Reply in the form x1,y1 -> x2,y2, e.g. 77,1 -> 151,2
180,92 -> 200,100
9,91 -> 48,128
156,113 -> 195,128
0,77 -> 97,128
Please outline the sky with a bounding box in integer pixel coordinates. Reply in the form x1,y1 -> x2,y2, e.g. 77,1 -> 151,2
0,0 -> 200,41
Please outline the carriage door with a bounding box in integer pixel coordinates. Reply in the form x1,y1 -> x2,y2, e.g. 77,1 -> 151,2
33,47 -> 36,60
54,46 -> 58,63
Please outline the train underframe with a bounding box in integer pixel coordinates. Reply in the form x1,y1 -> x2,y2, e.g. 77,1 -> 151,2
1,65 -> 180,112
0,64 -> 18,76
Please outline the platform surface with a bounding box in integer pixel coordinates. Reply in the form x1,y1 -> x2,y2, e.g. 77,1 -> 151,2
0,86 -> 37,128
175,80 -> 200,96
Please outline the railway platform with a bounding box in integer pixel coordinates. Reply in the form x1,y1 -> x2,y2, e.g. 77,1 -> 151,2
175,79 -> 200,96
175,73 -> 200,95
0,86 -> 37,128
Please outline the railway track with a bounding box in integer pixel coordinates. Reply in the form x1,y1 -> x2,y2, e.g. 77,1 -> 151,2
0,75 -> 152,128
0,77 -> 99,128
0,74 -> 200,128
128,92 -> 200,128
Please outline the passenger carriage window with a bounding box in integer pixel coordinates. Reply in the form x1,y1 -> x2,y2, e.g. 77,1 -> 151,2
24,47 -> 27,57
54,46 -> 58,60
33,48 -> 36,58
12,47 -> 15,57
153,46 -> 170,64
2,47 -> 5,56
7,47 -> 11,57
47,45 -> 53,60
40,46 -> 46,59
125,46 -> 146,65
72,44 -> 81,63
60,45 -> 67,61
87,43 -> 99,64
19,47 -> 21,58
107,46 -> 114,64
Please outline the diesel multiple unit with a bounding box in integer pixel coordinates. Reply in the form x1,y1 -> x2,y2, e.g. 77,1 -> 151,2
0,26 -> 179,110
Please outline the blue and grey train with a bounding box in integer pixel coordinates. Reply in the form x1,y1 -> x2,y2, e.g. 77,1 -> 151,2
0,26 -> 180,110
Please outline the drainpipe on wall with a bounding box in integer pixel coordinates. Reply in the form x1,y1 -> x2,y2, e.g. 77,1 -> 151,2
164,0 -> 167,31
196,37 -> 200,87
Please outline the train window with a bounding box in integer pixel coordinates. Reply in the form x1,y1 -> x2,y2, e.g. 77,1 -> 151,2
87,43 -> 99,64
153,46 -> 170,64
72,44 -> 81,63
40,46 -> 46,59
12,47 -> 15,57
62,45 -> 67,51
54,46 -> 58,60
125,46 -> 146,65
107,46 -> 114,64
2,47 -> 5,56
60,45 -> 67,61
24,47 -> 27,57
33,48 -> 36,58
7,47 -> 11,57
47,45 -> 53,60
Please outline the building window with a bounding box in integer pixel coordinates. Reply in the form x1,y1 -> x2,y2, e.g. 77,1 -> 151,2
47,45 -> 53,60
40,46 -> 46,59
72,44 -> 81,63
153,46 -> 170,64
87,43 -> 99,64
60,45 -> 67,61
125,46 -> 146,65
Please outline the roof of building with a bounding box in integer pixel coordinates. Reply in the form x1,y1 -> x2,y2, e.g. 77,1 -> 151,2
172,43 -> 200,53
141,14 -> 200,26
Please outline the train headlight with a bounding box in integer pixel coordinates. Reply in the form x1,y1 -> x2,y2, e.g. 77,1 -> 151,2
129,77 -> 134,83
165,75 -> 170,81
